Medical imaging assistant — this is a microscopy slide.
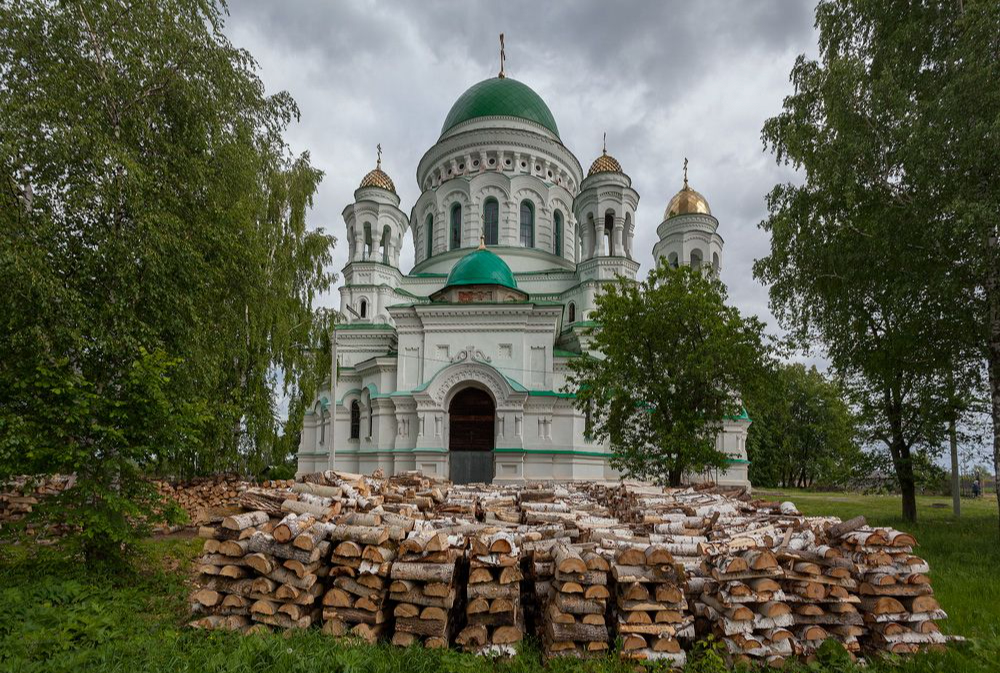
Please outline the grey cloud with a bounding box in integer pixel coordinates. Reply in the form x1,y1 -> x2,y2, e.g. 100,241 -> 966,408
223,0 -> 819,346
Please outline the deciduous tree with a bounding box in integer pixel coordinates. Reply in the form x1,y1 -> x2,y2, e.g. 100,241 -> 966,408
567,262 -> 770,486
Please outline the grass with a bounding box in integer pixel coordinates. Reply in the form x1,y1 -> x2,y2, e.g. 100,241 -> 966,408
0,491 -> 997,672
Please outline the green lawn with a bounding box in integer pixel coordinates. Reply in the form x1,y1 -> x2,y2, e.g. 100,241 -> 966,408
0,491 -> 997,672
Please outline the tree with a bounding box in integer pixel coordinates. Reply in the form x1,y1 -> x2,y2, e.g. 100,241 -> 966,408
0,1 -> 333,561
745,363 -> 861,489
755,0 -> 991,522
567,262 -> 770,486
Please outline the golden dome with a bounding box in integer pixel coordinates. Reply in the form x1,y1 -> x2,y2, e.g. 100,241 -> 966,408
358,144 -> 396,193
587,150 -> 622,177
664,158 -> 710,219
359,167 -> 395,193
664,186 -> 711,219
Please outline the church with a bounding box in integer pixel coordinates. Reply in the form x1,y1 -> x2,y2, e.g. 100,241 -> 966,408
296,56 -> 750,486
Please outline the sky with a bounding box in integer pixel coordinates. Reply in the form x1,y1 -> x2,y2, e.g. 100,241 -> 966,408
222,0 -> 820,342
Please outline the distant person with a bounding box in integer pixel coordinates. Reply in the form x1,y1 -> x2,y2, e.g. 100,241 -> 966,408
972,478 -> 981,499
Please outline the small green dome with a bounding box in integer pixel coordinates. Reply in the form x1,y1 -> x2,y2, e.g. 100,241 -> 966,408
440,78 -> 560,138
445,248 -> 518,290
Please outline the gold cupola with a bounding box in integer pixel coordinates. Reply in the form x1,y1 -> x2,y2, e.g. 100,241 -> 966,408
587,133 -> 623,177
664,158 -> 711,219
358,144 -> 396,194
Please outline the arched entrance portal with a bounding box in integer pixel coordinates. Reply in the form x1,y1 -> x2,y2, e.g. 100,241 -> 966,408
448,387 -> 495,484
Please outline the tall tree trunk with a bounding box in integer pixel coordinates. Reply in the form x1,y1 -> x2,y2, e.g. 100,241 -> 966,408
950,416 -> 961,518
987,226 -> 1000,536
888,438 -> 918,523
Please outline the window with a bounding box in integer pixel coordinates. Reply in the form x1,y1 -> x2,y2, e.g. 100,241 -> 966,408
668,252 -> 679,269
425,214 -> 434,259
691,249 -> 703,269
568,302 -> 576,323
520,200 -> 534,247
483,198 -> 499,245
319,408 -> 326,445
554,210 -> 563,256
450,204 -> 462,250
380,225 -> 391,263
368,405 -> 374,437
584,400 -> 593,441
604,212 -> 615,256
363,223 -> 372,259
350,401 -> 360,439
359,299 -> 367,319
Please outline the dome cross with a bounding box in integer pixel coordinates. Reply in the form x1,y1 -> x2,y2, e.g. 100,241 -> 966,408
683,157 -> 689,189
498,33 -> 506,79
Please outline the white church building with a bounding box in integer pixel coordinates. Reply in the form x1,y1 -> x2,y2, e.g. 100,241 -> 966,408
296,67 -> 750,486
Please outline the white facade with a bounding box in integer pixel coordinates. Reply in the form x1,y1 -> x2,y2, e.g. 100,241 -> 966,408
297,75 -> 750,486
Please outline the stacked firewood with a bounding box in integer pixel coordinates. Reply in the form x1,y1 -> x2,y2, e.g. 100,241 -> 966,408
0,474 -> 75,530
693,548 -> 794,666
456,531 -> 524,655
835,525 -> 948,653
190,510 -> 332,632
388,528 -> 466,648
612,545 -> 693,665
321,511 -> 412,642
776,532 -> 864,661
155,477 -> 255,525
541,543 -> 611,659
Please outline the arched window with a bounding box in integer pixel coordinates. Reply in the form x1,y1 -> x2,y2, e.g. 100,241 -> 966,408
691,248 -> 704,269
425,214 -> 434,259
350,401 -> 360,439
568,302 -> 576,323
668,252 -> 679,269
363,223 -> 372,259
380,225 -> 391,264
604,212 -> 615,256
554,210 -> 563,256
319,407 -> 326,445
520,200 -> 534,247
713,252 -> 720,273
483,198 -> 499,245
450,204 -> 462,250
368,404 -> 374,437
359,299 -> 367,319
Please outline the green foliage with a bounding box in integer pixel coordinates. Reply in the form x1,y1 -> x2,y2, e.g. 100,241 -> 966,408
754,0 -> 998,522
567,262 -> 771,486
0,0 -> 334,560
746,363 -> 861,489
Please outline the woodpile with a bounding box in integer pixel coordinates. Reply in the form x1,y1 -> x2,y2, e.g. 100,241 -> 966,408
388,527 -> 466,648
189,509 -> 332,632
612,545 -> 692,666
539,542 -> 611,659
321,511 -> 411,642
834,524 -> 949,654
155,476 -> 258,527
183,475 -> 960,665
0,475 -> 75,532
456,531 -> 524,656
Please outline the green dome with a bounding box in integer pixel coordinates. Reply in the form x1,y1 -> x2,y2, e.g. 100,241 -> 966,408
440,78 -> 560,138
445,248 -> 518,290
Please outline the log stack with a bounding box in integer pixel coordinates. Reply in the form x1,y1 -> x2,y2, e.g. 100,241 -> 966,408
456,531 -> 524,656
836,526 -> 949,654
694,548 -> 796,666
541,543 -> 611,659
321,511 -> 412,642
612,545 -> 693,666
388,528 -> 466,648
190,510 -> 331,632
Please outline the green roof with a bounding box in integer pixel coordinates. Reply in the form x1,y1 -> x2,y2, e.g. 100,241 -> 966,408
444,248 -> 518,290
441,78 -> 560,138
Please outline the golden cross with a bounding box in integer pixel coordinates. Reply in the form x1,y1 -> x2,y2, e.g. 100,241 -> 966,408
683,157 -> 689,188
376,143 -> 382,169
498,33 -> 506,79
602,132 -> 607,154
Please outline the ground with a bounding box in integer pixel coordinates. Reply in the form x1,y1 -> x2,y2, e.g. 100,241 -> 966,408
1,491 -> 997,673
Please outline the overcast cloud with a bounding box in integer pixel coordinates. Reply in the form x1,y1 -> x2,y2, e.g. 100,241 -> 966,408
223,0 -> 820,345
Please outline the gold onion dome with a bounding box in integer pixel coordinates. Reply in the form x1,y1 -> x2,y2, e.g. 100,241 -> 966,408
587,150 -> 623,177
664,159 -> 711,219
358,144 -> 396,193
